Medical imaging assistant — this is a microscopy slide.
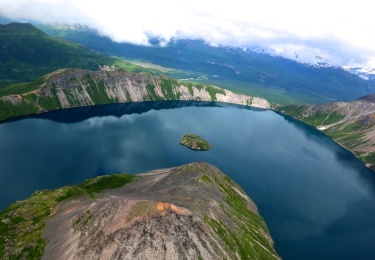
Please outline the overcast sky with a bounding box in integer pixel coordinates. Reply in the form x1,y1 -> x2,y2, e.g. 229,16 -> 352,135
1,0 -> 374,67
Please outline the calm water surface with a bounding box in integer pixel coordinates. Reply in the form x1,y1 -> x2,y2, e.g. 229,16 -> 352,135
1,101 -> 375,259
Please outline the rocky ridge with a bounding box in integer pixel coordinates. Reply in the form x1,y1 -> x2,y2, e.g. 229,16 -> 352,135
279,94 -> 375,170
0,162 -> 280,259
0,68 -> 270,121
42,162 -> 279,259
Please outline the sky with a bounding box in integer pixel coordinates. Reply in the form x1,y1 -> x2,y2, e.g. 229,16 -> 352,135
1,0 -> 374,67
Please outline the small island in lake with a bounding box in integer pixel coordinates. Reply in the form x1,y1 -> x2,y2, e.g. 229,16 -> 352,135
180,134 -> 212,151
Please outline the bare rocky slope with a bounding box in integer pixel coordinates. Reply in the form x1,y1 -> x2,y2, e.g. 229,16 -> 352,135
279,94 -> 375,170
0,162 -> 280,259
0,68 -> 270,121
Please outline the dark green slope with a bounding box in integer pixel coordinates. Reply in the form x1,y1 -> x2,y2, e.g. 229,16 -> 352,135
0,23 -> 118,87
37,24 -> 375,104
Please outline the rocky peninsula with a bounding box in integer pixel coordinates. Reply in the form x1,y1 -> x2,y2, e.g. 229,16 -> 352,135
0,162 -> 280,259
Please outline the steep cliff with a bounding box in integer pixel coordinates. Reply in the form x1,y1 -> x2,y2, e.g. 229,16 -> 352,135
0,162 -> 280,259
0,68 -> 270,121
279,94 -> 375,170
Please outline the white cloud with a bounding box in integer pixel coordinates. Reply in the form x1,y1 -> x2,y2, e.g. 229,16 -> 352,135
1,0 -> 375,66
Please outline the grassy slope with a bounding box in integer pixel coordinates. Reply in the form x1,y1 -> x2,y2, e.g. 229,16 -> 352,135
0,23 -> 163,88
199,169 -> 277,259
279,104 -> 375,171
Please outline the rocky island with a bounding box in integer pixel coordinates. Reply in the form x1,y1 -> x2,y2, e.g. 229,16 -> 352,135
180,134 -> 212,150
0,162 -> 279,259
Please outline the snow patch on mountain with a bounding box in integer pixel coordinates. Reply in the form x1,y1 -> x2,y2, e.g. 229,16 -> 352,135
342,66 -> 375,81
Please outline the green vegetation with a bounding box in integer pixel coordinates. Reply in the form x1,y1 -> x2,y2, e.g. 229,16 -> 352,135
0,75 -> 47,97
73,210 -> 93,231
203,171 -> 278,259
0,23 -> 120,88
57,174 -> 135,201
86,80 -> 113,104
0,173 -> 134,259
205,85 -> 226,101
180,134 -> 212,150
159,78 -> 181,99
199,174 -> 213,185
123,59 -> 175,73
279,105 -> 345,126
0,97 -> 39,121
0,23 -> 167,91
200,79 -> 317,105
304,111 -> 345,126
364,152 -> 375,165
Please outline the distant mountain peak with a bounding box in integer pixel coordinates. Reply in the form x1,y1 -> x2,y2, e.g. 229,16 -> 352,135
314,56 -> 333,67
358,93 -> 375,102
57,23 -> 94,32
0,22 -> 45,36
342,66 -> 375,81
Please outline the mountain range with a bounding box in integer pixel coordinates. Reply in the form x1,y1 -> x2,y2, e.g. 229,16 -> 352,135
36,23 -> 375,105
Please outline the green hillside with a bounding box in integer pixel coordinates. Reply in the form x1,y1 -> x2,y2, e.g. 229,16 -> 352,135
0,23 -> 123,87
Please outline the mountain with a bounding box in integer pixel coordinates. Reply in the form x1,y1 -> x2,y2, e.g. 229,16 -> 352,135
36,23 -> 375,105
343,66 -> 375,81
0,23 -> 129,88
278,94 -> 375,170
0,68 -> 270,121
0,162 -> 280,259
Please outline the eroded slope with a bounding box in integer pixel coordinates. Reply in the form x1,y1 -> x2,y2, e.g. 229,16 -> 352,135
279,94 -> 375,170
0,68 -> 270,121
0,162 -> 280,259
42,162 -> 279,259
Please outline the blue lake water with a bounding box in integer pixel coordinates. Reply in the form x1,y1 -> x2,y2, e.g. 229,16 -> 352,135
1,101 -> 375,259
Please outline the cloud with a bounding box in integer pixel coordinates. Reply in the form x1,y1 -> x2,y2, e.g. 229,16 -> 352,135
1,0 -> 375,66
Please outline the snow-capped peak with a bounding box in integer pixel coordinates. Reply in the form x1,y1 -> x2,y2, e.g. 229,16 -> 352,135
314,56 -> 333,67
342,66 -> 375,80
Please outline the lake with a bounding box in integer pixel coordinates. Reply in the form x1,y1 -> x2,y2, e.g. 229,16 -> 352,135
1,101 -> 375,259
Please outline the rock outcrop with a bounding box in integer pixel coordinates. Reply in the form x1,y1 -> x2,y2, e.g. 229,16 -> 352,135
179,134 -> 212,150
0,68 -> 270,121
